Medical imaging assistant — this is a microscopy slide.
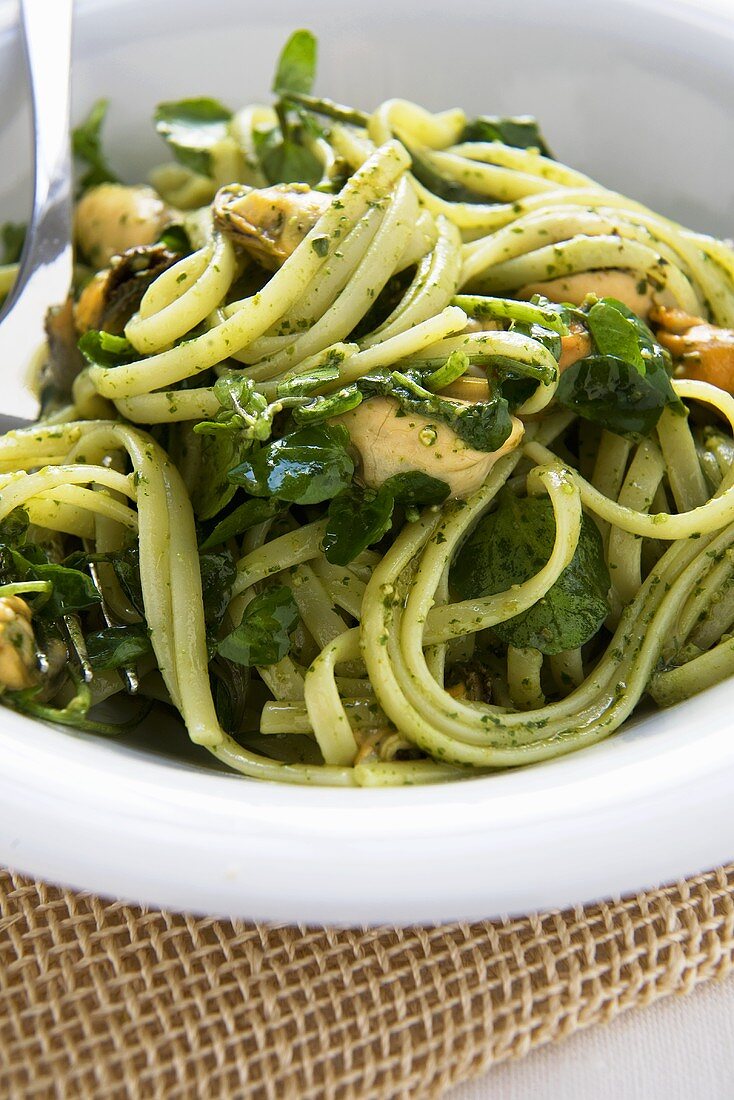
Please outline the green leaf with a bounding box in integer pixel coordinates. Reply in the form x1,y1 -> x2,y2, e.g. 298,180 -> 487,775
409,148 -> 486,204
78,329 -> 138,369
292,387 -> 363,424
382,472 -> 451,506
0,547 -> 101,620
453,293 -> 570,336
462,115 -> 553,158
157,223 -> 192,254
199,498 -> 282,552
210,654 -> 250,734
0,508 -> 29,546
32,562 -> 101,619
356,368 -> 514,453
1,222 -> 26,265
425,350 -> 471,393
86,624 -> 152,670
450,398 -> 514,451
217,585 -> 299,667
191,429 -> 247,521
586,300 -> 646,373
451,494 -> 609,655
273,30 -> 318,96
229,423 -> 354,504
194,373 -> 274,442
199,548 -> 237,631
276,364 -> 342,397
110,545 -> 144,615
254,125 -> 323,186
556,355 -> 678,440
154,97 -> 232,177
72,99 -> 119,192
324,484 -> 394,566
556,297 -> 684,440
5,677 -> 152,737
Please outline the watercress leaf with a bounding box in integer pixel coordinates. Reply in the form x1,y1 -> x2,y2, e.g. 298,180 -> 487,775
199,498 -> 282,552
425,350 -> 470,392
593,296 -> 657,341
451,494 -> 609,655
586,300 -> 646,373
493,372 -> 537,412
154,97 -> 232,177
556,355 -> 676,440
5,676 -> 152,736
217,585 -> 299,667
1,221 -> 26,265
157,223 -> 192,254
382,472 -> 451,506
258,132 -> 322,187
191,430 -> 250,521
356,368 -> 514,452
78,329 -> 138,369
272,29 -> 318,96
210,654 -> 250,734
72,98 -> 118,192
409,148 -> 485,204
86,624 -> 152,670
453,293 -> 570,335
323,485 -> 394,566
0,508 -> 29,547
292,387 -> 362,424
32,562 -> 101,618
229,424 -> 354,504
451,396 -> 514,452
277,364 -> 343,397
199,548 -> 237,630
110,545 -> 145,615
194,372 -> 276,442
462,115 -> 553,157
0,547 -> 101,620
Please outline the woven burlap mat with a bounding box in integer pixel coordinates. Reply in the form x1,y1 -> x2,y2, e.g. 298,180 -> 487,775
1,865 -> 733,1099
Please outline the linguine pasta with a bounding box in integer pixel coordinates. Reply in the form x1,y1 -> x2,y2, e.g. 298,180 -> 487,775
1,31 -> 734,785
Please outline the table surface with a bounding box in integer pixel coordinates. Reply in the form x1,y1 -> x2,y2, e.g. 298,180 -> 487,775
450,973 -> 734,1099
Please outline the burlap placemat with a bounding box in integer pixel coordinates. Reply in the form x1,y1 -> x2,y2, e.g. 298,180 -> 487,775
1,865 -> 733,1100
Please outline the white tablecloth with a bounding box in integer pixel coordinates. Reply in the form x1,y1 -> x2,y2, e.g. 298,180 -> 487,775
451,974 -> 734,1099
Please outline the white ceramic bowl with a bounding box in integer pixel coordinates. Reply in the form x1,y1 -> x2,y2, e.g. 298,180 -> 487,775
0,0 -> 733,924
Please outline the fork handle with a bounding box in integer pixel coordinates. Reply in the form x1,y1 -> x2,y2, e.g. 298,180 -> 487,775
0,0 -> 74,418
18,0 -> 74,288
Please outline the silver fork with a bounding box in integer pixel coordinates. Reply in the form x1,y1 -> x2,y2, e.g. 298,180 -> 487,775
0,2 -> 141,694
0,0 -> 74,421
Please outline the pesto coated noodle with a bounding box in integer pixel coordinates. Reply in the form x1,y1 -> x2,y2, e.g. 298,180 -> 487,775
2,30 -> 734,785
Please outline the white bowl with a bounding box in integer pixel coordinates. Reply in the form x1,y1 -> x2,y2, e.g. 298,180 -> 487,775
0,0 -> 733,924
